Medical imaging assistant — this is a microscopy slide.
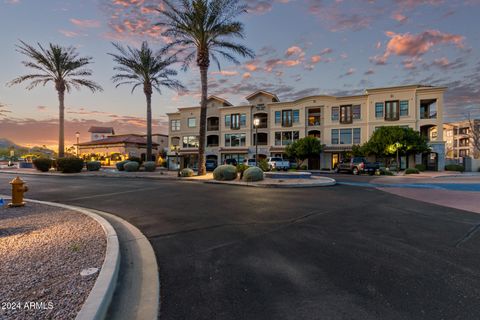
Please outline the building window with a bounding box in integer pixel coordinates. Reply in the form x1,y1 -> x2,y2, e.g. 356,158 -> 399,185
207,117 -> 219,131
182,136 -> 199,148
340,105 -> 352,124
274,131 -> 299,145
340,129 -> 352,144
331,129 -> 339,144
459,149 -> 469,157
400,100 -> 409,116
225,133 -> 246,147
385,101 -> 399,121
352,105 -> 361,120
282,110 -> 293,127
308,108 -> 321,126
375,103 -> 384,118
225,115 -> 231,127
331,107 -> 339,121
275,111 -> 281,124
188,117 -> 196,128
171,120 -> 180,131
171,137 -> 180,146
253,133 -> 268,145
353,128 -> 361,144
240,114 -> 247,127
459,127 -> 469,135
293,110 -> 300,123
231,114 -> 240,129
420,99 -> 437,119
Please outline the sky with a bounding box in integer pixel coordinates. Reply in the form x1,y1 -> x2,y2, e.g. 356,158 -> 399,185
0,0 -> 479,148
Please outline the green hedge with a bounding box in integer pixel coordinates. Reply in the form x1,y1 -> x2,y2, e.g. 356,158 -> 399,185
33,158 -> 53,172
128,156 -> 143,165
56,157 -> 84,173
414,164 -> 426,171
405,168 -> 420,174
86,161 -> 101,171
116,160 -> 129,171
445,164 -> 465,172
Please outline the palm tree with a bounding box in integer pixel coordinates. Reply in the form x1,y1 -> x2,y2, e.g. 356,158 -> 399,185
157,0 -> 254,175
8,41 -> 102,158
109,41 -> 184,162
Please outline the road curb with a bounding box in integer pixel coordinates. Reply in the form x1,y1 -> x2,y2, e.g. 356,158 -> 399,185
0,196 -> 121,320
189,177 -> 336,188
0,170 -> 179,180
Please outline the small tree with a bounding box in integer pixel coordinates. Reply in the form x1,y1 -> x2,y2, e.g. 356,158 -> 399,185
466,114 -> 480,159
285,136 -> 323,169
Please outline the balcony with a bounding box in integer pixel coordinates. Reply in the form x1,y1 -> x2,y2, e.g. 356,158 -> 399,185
207,134 -> 219,147
207,117 -> 219,131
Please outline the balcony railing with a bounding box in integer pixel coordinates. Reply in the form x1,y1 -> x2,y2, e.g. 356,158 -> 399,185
207,125 -> 219,131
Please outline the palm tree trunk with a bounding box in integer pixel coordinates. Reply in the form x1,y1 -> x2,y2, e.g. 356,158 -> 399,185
197,65 -> 208,176
146,92 -> 153,162
58,89 -> 65,158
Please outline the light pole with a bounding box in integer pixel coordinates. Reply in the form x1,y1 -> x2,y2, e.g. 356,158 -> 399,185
75,132 -> 80,157
171,144 -> 180,177
253,118 -> 260,166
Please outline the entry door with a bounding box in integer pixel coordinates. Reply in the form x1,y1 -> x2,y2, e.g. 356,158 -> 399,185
332,153 -> 339,169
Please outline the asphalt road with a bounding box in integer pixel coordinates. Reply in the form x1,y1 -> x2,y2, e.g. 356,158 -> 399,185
1,174 -> 480,320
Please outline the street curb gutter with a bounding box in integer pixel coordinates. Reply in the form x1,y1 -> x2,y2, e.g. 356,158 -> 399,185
1,196 -> 121,320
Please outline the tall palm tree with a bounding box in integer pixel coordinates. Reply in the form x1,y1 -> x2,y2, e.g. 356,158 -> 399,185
109,41 -> 184,162
157,0 -> 254,175
8,40 -> 102,158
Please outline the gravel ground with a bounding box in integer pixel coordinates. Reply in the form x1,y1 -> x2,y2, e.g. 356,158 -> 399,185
0,202 -> 106,320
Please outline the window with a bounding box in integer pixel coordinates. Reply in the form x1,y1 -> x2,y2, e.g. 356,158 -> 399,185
282,110 -> 293,127
353,128 -> 361,144
352,105 -> 361,120
331,107 -> 339,121
293,110 -> 300,123
274,131 -> 299,145
400,100 -> 409,116
207,117 -> 219,131
331,129 -> 339,144
375,103 -> 384,118
253,133 -> 268,145
231,114 -> 240,129
182,136 -> 199,148
340,105 -> 352,124
340,129 -> 352,144
171,120 -> 180,131
225,115 -> 231,127
240,114 -> 247,127
385,101 -> 399,121
188,117 -> 196,128
308,108 -> 321,126
171,137 -> 180,146
420,99 -> 437,119
224,133 -> 246,147
275,111 -> 281,124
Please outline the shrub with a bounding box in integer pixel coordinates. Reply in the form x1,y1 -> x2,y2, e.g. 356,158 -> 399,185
405,168 -> 420,174
379,168 -> 394,176
86,161 -> 101,171
116,160 -> 129,171
56,157 -> 84,173
144,161 -> 156,172
445,164 -> 465,172
300,165 -> 307,170
128,156 -> 143,165
124,161 -> 139,172
33,158 -> 53,172
213,165 -> 237,181
236,164 -> 248,179
415,164 -> 426,171
180,168 -> 194,177
258,159 -> 269,172
243,166 -> 264,182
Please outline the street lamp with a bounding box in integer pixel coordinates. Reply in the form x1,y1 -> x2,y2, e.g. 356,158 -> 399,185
253,117 -> 260,166
75,132 -> 80,156
171,144 -> 180,177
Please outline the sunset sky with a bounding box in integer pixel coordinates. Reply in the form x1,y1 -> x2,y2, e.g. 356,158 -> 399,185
1,0 -> 479,148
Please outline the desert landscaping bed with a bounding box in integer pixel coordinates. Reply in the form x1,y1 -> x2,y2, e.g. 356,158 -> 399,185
0,202 -> 106,320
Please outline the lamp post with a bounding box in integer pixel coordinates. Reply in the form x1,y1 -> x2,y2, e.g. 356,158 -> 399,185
253,118 -> 260,166
75,132 -> 80,156
171,144 -> 180,177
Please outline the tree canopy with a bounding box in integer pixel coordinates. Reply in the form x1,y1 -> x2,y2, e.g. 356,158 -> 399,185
285,136 -> 323,166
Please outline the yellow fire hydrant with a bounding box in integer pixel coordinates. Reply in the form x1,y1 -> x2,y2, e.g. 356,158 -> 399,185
9,176 -> 28,207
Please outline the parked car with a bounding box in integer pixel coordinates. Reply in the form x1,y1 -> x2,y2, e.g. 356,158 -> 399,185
205,159 -> 217,171
334,157 -> 380,175
224,158 -> 238,166
244,159 -> 257,166
267,157 -> 290,171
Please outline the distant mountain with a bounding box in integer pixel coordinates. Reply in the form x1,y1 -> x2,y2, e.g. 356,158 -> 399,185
0,138 -> 22,149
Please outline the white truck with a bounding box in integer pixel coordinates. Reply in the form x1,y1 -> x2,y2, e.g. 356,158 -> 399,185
267,157 -> 290,171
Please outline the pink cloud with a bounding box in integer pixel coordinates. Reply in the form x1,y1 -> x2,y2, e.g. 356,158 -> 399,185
70,18 -> 101,28
59,29 -> 84,38
211,70 -> 239,76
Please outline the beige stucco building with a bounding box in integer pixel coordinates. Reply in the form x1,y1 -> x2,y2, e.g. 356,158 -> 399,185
167,85 -> 446,170
444,119 -> 480,159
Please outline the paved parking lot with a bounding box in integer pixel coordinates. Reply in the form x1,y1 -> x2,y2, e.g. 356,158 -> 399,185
1,173 -> 480,320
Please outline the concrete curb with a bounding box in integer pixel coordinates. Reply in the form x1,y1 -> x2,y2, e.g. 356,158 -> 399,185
190,177 -> 336,188
1,195 -> 120,320
0,170 -> 179,180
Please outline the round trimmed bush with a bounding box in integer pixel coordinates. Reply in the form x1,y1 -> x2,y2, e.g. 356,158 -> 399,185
243,166 -> 264,182
405,168 -> 420,174
213,165 -> 237,181
128,156 -> 143,165
86,161 -> 101,171
116,160 -> 129,171
180,168 -> 194,177
33,158 -> 53,172
56,157 -> 84,173
124,161 -> 139,172
144,161 -> 156,172
445,164 -> 465,172
414,164 -> 426,171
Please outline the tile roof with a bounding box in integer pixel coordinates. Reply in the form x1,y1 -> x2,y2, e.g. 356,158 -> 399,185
78,134 -> 158,147
88,126 -> 115,134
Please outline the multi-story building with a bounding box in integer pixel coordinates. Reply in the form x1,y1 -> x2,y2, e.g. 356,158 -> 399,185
444,119 -> 480,159
167,85 -> 446,170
